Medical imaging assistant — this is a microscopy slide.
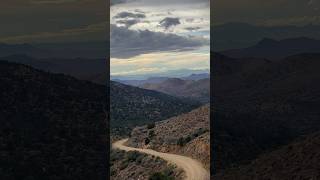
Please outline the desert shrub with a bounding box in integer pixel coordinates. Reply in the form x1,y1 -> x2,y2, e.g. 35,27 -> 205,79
149,172 -> 174,180
110,149 -> 125,162
145,137 -> 150,145
193,128 -> 208,138
119,161 -> 128,170
177,137 -> 184,146
110,169 -> 116,176
126,151 -> 140,162
149,130 -> 155,138
185,136 -> 192,143
163,165 -> 175,177
147,123 -> 156,129
177,136 -> 192,146
136,154 -> 144,164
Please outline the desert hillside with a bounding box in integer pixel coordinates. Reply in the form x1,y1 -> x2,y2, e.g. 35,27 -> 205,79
128,105 -> 210,169
110,149 -> 184,180
214,132 -> 320,180
110,81 -> 201,130
0,60 -> 108,180
213,52 -> 320,172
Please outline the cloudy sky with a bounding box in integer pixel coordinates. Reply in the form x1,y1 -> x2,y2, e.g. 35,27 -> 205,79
214,0 -> 320,26
0,0 -> 106,43
110,0 -> 210,78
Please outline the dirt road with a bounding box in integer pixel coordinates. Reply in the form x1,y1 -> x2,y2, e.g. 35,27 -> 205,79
113,139 -> 210,180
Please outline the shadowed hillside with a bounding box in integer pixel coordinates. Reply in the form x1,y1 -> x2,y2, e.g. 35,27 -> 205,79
0,54 -> 107,84
213,53 -> 320,172
214,132 -> 320,180
0,61 -> 108,180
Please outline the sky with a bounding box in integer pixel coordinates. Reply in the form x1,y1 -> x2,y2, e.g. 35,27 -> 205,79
110,0 -> 210,79
214,0 -> 320,26
0,0 -> 107,43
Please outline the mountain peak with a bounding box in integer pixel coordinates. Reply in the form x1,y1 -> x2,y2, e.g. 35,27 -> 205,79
257,38 -> 278,47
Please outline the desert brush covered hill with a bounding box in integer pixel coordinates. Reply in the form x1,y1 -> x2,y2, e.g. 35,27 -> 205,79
110,149 -> 184,180
128,105 -> 210,169
0,60 -> 108,180
214,132 -> 320,180
110,81 -> 201,129
213,52 -> 320,172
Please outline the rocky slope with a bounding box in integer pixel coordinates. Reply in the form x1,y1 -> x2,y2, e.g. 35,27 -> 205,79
128,105 -> 210,169
0,60 -> 108,180
214,132 -> 320,180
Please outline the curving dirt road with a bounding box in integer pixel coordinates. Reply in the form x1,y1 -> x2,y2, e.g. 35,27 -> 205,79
113,139 -> 210,180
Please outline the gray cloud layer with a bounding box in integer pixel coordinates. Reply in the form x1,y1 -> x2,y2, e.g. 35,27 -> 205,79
114,11 -> 146,19
110,24 -> 207,58
116,19 -> 140,27
160,17 -> 180,29
111,0 -> 209,6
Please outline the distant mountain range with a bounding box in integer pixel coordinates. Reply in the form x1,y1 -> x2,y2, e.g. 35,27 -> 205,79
221,37 -> 320,59
141,77 -> 210,103
0,41 -> 107,59
111,69 -> 209,81
113,73 -> 209,87
213,52 -> 320,173
214,23 -> 320,51
0,54 -> 107,84
113,77 -> 169,87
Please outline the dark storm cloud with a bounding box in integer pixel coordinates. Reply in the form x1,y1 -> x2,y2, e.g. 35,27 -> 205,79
159,17 -> 180,29
110,24 -> 207,58
114,11 -> 146,19
116,19 -> 140,27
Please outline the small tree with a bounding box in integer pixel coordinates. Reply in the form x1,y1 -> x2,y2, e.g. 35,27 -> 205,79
149,172 -> 174,180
